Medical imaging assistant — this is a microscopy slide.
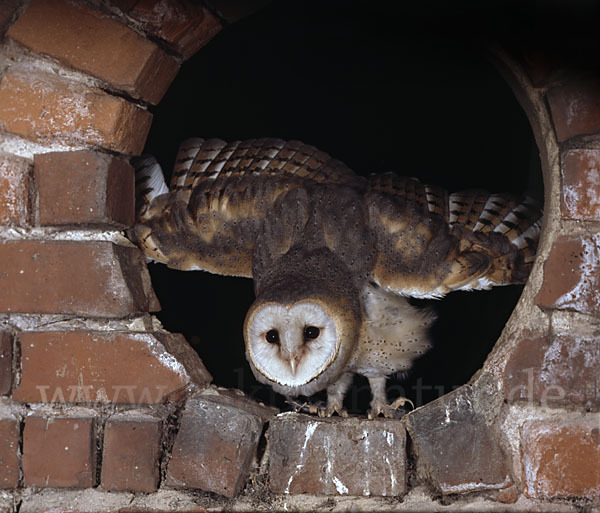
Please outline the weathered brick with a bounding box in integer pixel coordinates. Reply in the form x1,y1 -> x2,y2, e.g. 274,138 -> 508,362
536,234 -> 600,317
0,332 -> 13,396
503,330 -> 599,409
521,419 -> 600,500
0,70 -> 152,155
561,149 -> 600,221
0,153 -> 30,226
120,0 -> 222,60
101,413 -> 161,492
547,79 -> 600,142
0,413 -> 20,488
8,0 -> 179,104
269,413 -> 406,496
405,386 -> 511,494
0,240 -> 159,316
34,150 -> 134,228
13,331 -> 210,405
165,388 -> 277,497
23,414 -> 95,488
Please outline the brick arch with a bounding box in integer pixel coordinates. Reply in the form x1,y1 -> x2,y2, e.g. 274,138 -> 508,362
0,1 -> 597,510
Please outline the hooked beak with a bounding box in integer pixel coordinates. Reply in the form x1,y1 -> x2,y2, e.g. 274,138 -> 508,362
287,353 -> 301,376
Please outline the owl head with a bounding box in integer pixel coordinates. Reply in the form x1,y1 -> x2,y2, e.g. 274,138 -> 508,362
243,281 -> 361,398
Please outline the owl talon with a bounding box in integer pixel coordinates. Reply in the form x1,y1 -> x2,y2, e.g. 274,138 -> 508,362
368,396 -> 414,419
319,403 -> 348,418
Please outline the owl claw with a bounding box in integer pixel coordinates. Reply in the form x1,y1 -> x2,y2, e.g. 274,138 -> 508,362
368,396 -> 414,419
319,403 -> 348,418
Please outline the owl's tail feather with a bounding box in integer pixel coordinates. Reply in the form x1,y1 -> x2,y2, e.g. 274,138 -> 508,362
132,155 -> 168,220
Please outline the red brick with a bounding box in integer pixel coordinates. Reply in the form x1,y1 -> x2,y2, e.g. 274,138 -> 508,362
521,419 -> 600,499
0,240 -> 159,317
7,0 -> 179,104
0,70 -> 152,155
0,414 -> 20,488
405,385 -> 511,494
0,153 -> 30,226
101,414 -> 161,492
13,331 -> 210,404
535,235 -> 600,316
561,149 -> 600,221
165,389 -> 276,497
0,332 -> 13,395
121,0 -> 222,60
34,150 -> 134,228
269,413 -> 406,496
547,79 -> 600,142
22,415 -> 96,488
504,331 -> 599,409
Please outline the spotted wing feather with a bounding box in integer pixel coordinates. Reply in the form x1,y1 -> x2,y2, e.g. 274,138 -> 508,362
129,138 -> 360,277
366,173 -> 542,298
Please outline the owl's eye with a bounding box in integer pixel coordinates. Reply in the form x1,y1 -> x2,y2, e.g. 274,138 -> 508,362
303,326 -> 320,340
265,329 -> 280,344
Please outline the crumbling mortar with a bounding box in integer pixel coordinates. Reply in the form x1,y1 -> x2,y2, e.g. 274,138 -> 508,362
93,413 -> 105,488
0,313 -> 164,333
480,46 -> 561,392
158,400 -> 186,487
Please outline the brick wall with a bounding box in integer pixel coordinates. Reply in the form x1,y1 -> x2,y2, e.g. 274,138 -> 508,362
0,2 -> 598,512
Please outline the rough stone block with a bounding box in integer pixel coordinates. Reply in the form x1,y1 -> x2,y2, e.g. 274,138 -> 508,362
405,386 -> 511,494
7,0 -> 179,104
521,419 -> 600,500
119,0 -> 222,60
0,153 -> 30,226
13,331 -> 211,404
101,413 -> 161,492
547,79 -> 600,142
22,414 -> 96,488
268,413 -> 406,496
561,149 -> 600,221
0,70 -> 152,155
535,234 -> 600,317
34,150 -> 134,228
0,240 -> 159,316
165,388 -> 277,497
0,413 -> 20,488
0,332 -> 13,396
503,329 -> 599,410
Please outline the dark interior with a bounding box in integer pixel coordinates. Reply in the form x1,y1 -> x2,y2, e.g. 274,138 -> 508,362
142,1 -> 543,412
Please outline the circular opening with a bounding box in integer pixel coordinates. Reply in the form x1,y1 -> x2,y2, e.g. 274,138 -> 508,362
143,1 -> 542,412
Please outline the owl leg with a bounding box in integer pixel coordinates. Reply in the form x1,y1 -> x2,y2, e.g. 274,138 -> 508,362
367,376 -> 414,419
321,372 -> 353,417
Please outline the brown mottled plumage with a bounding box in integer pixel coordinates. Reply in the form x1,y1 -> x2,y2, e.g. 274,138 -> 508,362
129,138 -> 542,418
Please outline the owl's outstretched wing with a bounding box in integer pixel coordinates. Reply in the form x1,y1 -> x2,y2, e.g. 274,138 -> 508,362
366,173 -> 542,298
129,138 -> 360,277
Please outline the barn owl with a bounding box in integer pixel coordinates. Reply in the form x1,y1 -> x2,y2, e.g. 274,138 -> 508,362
129,138 -> 542,418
